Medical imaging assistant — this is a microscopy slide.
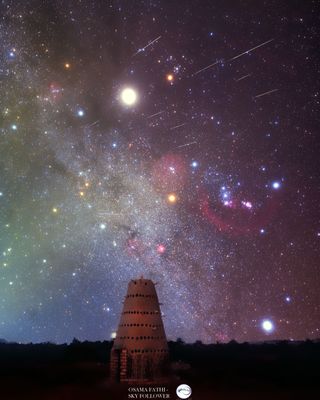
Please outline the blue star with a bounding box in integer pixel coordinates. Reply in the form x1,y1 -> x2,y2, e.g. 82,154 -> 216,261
272,181 -> 281,189
191,161 -> 199,168
77,109 -> 85,117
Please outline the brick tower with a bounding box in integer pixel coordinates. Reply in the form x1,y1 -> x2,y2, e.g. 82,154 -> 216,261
110,277 -> 169,383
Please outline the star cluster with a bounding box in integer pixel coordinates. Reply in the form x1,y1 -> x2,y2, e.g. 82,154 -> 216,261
0,1 -> 319,344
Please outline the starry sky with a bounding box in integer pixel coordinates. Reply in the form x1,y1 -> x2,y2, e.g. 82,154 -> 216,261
0,0 -> 319,344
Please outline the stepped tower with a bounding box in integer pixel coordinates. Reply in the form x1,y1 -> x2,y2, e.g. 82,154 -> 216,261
110,277 -> 169,382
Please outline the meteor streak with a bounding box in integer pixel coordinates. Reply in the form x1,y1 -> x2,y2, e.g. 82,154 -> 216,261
234,73 -> 251,82
132,36 -> 161,57
177,141 -> 197,148
170,123 -> 187,130
193,60 -> 220,76
254,88 -> 279,99
146,110 -> 164,119
228,39 -> 274,62
86,120 -> 100,128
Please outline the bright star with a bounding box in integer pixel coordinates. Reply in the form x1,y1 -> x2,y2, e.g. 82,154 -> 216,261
11,124 -> 17,130
77,109 -> 85,117
167,193 -> 177,204
191,161 -> 198,168
120,87 -> 138,106
272,181 -> 281,189
166,73 -> 174,82
261,319 -> 274,333
100,223 -> 106,230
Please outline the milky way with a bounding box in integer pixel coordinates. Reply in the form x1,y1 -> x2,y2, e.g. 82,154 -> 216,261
0,1 -> 319,344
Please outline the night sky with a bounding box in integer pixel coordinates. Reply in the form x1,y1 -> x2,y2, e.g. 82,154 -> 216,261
0,0 -> 319,344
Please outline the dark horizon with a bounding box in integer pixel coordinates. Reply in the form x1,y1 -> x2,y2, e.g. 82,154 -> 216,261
1,336 -> 320,399
1,337 -> 320,346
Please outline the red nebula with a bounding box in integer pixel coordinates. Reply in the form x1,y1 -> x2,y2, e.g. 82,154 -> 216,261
156,244 -> 166,254
151,153 -> 187,191
200,191 -> 281,236
49,82 -> 63,101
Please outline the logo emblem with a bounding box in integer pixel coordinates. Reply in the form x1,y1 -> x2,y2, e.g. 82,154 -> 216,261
176,384 -> 192,399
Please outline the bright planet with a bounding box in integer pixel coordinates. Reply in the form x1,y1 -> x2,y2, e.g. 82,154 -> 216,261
120,87 -> 138,106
